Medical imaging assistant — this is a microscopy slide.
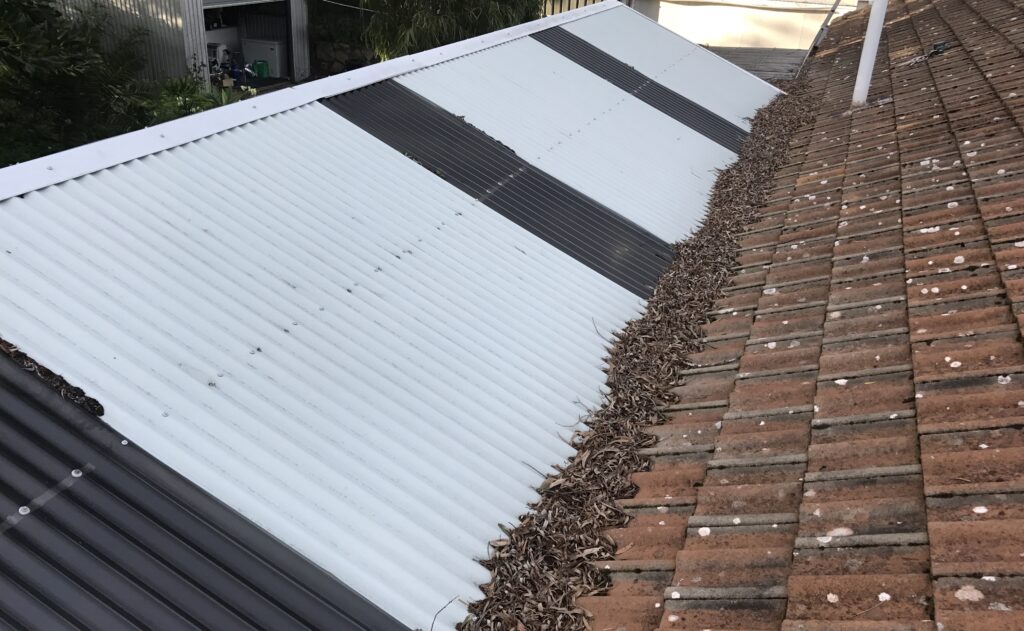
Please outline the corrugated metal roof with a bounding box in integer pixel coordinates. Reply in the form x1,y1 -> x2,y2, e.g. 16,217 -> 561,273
323,79 -> 674,295
0,3 -> 779,628
0,103 -> 644,628
395,36 -> 741,242
0,354 -> 403,631
531,26 -> 749,152
562,4 -> 780,131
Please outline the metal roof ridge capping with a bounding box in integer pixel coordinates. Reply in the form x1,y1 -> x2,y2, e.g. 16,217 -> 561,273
0,2 -> 779,628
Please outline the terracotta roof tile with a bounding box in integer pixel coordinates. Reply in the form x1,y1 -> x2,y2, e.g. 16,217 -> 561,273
578,0 -> 1024,628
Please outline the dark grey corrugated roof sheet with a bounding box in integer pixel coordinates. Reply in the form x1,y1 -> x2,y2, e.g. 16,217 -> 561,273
0,356 -> 404,631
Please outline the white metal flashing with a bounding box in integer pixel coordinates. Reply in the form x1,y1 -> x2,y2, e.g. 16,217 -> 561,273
0,0 -> 620,203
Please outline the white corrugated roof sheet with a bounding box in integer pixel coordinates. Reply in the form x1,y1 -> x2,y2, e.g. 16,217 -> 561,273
0,103 -> 642,627
397,37 -> 737,243
562,4 -> 780,132
0,2 -> 778,628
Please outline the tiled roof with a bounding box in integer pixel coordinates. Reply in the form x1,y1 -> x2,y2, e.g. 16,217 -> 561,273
579,0 -> 1024,628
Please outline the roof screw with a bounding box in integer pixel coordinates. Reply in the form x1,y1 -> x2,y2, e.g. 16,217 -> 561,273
121,439 -> 129,446
18,506 -> 30,516
71,469 -> 83,478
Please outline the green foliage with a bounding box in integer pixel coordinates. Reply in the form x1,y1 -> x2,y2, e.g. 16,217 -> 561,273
360,0 -> 542,60
0,0 -> 152,166
0,0 -> 257,167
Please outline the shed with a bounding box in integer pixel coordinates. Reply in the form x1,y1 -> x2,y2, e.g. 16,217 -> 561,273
57,0 -> 310,84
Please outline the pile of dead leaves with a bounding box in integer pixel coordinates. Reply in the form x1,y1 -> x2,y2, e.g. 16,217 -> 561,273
460,75 -> 821,630
0,338 -> 105,416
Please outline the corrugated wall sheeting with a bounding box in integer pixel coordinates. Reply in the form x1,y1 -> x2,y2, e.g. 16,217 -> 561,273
563,4 -> 780,131
0,102 -> 644,629
181,0 -> 209,83
289,0 -> 310,80
57,0 -> 189,82
396,37 -> 738,242
0,356 -> 404,631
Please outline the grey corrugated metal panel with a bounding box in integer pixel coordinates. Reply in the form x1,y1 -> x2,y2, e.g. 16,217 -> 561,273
203,0 -> 284,6
530,26 -> 748,152
322,80 -> 674,296
0,101 -> 644,628
242,12 -> 289,40
181,0 -> 209,83
709,47 -> 805,80
59,0 -> 190,82
0,355 -> 406,631
290,0 -> 311,81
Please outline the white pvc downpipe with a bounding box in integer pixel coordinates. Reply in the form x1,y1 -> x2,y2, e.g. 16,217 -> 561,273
851,0 -> 890,106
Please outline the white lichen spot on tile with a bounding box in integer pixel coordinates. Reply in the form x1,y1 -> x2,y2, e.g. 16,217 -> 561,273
955,585 -> 985,602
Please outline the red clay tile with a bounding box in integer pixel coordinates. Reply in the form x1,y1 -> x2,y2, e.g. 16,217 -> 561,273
785,574 -> 932,621
695,482 -> 802,516
773,240 -> 836,266
823,302 -> 908,341
740,337 -> 822,375
830,274 -> 907,307
791,545 -> 930,576
813,372 -> 915,421
714,427 -> 810,459
929,520 -> 1024,575
808,422 -> 919,472
908,298 -> 1016,341
576,595 -> 663,631
632,469 -> 706,499
834,230 -> 905,260
672,547 -> 791,589
803,475 -> 925,504
729,372 -> 817,413
704,463 -> 806,487
798,496 -> 926,538
922,433 -> 1024,495
660,598 -> 786,630
911,330 -> 1024,381
687,337 -> 747,367
703,311 -> 754,339
926,491 -> 1024,523
609,515 -> 686,561
749,308 -> 826,342
758,281 -> 831,311
670,372 -> 736,406
916,374 -> 1024,433
819,333 -> 911,377
933,577 -> 1024,631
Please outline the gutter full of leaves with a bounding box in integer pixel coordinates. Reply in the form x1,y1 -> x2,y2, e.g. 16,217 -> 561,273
459,75 -> 821,631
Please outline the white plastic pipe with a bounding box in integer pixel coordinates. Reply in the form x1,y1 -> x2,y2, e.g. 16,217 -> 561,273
851,0 -> 889,106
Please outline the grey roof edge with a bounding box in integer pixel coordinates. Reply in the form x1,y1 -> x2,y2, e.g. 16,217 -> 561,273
0,1 -> 621,203
0,355 -> 408,631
